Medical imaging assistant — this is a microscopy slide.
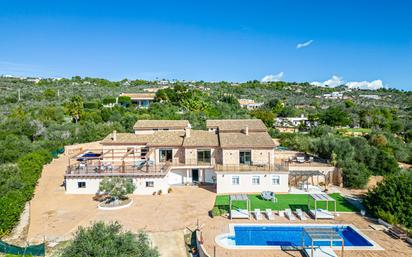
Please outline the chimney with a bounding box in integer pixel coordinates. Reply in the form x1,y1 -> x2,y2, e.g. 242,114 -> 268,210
244,126 -> 249,135
185,127 -> 191,138
112,130 -> 117,141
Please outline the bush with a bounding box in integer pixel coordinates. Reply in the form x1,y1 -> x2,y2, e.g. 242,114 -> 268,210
211,207 -> 221,217
118,96 -> 132,107
59,221 -> 159,257
103,96 -> 117,105
83,101 -> 99,109
99,177 -> 136,202
364,173 -> 412,228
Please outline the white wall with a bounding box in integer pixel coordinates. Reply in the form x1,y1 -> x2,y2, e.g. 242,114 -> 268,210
204,169 -> 216,183
65,176 -> 170,195
168,169 -> 187,185
215,172 -> 289,194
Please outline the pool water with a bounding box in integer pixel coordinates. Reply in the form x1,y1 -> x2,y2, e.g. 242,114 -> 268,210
227,225 -> 373,247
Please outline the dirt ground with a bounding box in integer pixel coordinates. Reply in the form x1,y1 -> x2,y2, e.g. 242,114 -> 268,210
26,153 -> 216,256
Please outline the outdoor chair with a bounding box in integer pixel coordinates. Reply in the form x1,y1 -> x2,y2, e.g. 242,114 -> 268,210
265,209 -> 274,220
261,191 -> 275,201
134,160 -> 146,169
296,208 -> 307,220
388,226 -> 408,239
254,209 -> 262,220
285,208 -> 296,221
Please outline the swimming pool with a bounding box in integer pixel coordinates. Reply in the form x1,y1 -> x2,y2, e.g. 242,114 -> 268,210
216,224 -> 382,250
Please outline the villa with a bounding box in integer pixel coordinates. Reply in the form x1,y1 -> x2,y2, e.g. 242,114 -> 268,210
119,93 -> 156,108
64,119 -> 289,195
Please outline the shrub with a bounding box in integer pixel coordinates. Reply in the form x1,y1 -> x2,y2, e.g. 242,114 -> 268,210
118,96 -> 132,107
364,173 -> 412,228
99,177 -> 136,202
59,221 -> 159,257
103,96 -> 117,105
211,207 -> 221,217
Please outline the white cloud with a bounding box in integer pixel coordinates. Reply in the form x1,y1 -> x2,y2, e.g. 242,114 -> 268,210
311,75 -> 343,87
261,72 -> 284,82
311,75 -> 384,90
296,40 -> 314,49
346,80 -> 384,90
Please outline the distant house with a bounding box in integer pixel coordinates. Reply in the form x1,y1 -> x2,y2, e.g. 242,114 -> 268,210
157,80 -> 169,85
238,99 -> 264,110
274,114 -> 317,132
323,92 -> 343,99
119,93 -> 156,108
143,86 -> 169,93
359,94 -> 381,100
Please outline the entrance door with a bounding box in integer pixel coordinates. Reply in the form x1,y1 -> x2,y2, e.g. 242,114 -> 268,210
192,169 -> 199,182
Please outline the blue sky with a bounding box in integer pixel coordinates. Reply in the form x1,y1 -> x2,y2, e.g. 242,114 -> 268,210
0,0 -> 411,90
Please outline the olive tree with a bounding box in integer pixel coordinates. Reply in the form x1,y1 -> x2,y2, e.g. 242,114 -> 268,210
60,221 -> 159,257
99,177 -> 136,202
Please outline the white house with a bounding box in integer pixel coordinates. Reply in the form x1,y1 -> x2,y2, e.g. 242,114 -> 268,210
65,119 -> 289,195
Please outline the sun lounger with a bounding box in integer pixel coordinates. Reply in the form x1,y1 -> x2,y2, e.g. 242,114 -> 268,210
285,208 -> 296,221
265,209 -> 274,220
296,208 -> 307,220
254,209 -> 262,220
388,226 -> 408,239
309,209 -> 334,219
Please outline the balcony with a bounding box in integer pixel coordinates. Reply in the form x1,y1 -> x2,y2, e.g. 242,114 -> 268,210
65,161 -> 170,177
168,158 -> 214,168
215,162 -> 288,172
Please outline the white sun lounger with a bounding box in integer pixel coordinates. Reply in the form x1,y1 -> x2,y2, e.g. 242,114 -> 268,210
265,209 -> 274,220
304,247 -> 338,257
296,208 -> 307,220
285,208 -> 296,221
309,209 -> 334,219
254,209 -> 262,220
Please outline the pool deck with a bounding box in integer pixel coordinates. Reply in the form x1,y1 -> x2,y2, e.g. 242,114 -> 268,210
200,213 -> 412,257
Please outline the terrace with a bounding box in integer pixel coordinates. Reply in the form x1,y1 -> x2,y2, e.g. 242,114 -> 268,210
65,149 -> 170,177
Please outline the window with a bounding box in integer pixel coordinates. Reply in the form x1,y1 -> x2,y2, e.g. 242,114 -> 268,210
78,182 -> 86,188
252,176 -> 260,185
197,149 -> 211,165
146,181 -> 154,187
141,147 -> 149,157
272,175 -> 280,185
232,176 -> 240,185
159,149 -> 173,162
239,150 -> 251,165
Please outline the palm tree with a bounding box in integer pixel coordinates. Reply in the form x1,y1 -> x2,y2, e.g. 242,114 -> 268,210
68,95 -> 83,123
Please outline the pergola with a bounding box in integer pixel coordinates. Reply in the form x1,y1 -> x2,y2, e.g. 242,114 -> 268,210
229,194 -> 250,219
289,170 -> 328,191
308,193 -> 336,220
303,227 -> 344,257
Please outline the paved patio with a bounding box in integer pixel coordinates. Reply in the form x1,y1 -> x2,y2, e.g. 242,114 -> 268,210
26,153 -> 216,256
200,214 -> 412,257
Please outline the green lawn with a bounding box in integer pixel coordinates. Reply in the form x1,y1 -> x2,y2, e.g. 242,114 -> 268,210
215,193 -> 358,212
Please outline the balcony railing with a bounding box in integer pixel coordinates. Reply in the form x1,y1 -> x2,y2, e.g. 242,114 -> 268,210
171,158 -> 214,167
65,162 -> 168,177
215,163 -> 288,172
